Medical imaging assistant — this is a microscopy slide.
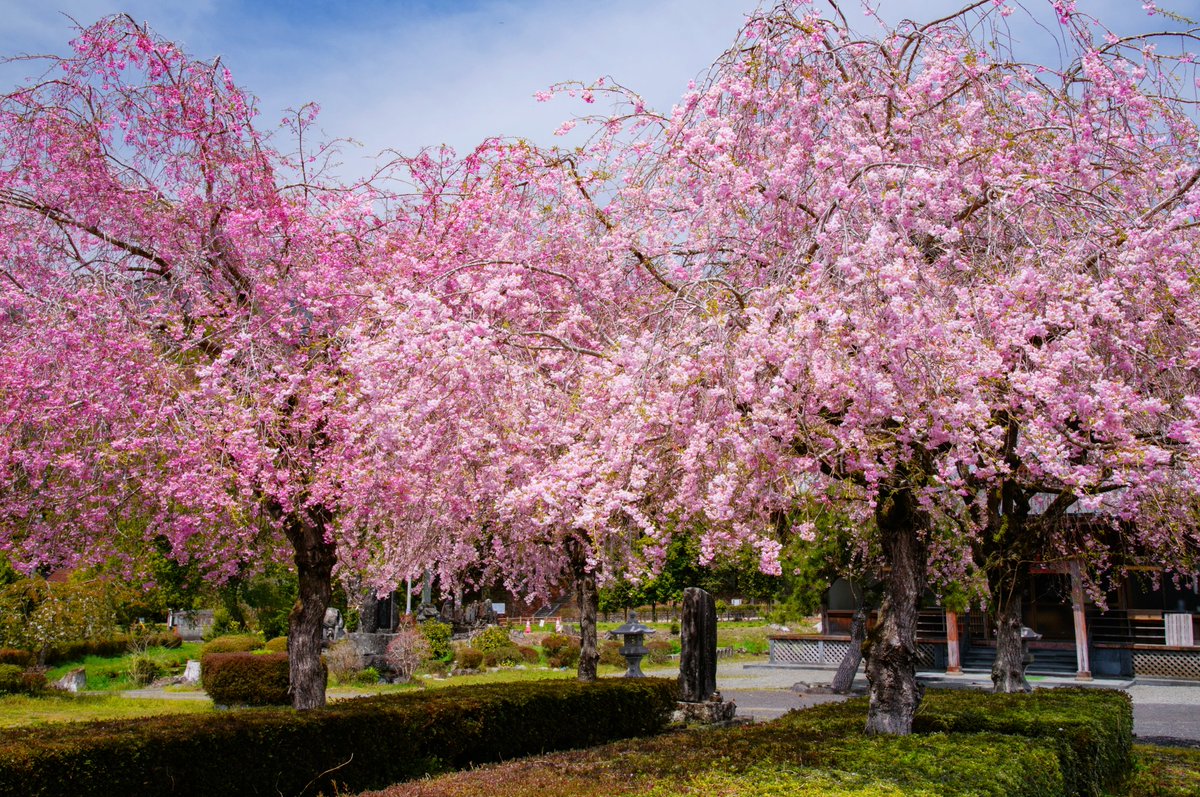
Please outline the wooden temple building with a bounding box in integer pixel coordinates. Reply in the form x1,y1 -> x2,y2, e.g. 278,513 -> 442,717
769,563 -> 1200,680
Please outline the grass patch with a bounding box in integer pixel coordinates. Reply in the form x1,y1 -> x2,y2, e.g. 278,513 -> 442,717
0,693 -> 211,728
1125,744 -> 1200,797
43,641 -> 203,691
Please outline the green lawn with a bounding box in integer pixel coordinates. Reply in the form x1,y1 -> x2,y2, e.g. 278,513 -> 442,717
44,641 -> 205,691
0,692 -> 212,728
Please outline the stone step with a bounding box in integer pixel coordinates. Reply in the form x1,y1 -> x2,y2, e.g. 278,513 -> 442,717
961,646 -> 1079,675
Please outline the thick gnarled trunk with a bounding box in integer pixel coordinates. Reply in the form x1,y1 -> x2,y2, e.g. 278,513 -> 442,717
567,536 -> 600,682
865,487 -> 926,736
285,507 -> 335,710
991,573 -> 1030,693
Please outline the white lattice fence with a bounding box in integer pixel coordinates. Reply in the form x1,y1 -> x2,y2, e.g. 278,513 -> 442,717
770,637 -> 941,668
1133,649 -> 1200,680
769,638 -> 850,665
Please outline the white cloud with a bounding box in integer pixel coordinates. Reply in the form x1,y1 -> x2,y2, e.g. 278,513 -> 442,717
0,0 -> 1182,180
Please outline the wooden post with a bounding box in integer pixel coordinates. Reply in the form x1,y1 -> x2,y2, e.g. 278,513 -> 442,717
945,609 -> 961,674
1070,560 -> 1091,680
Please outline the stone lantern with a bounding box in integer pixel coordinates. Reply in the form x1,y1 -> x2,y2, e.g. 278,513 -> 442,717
613,613 -> 656,677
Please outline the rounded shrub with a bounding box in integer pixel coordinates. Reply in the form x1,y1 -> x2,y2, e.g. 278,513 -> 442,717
0,665 -> 26,695
354,666 -> 381,685
200,652 -> 297,706
599,640 -> 625,668
472,625 -> 514,654
0,665 -> 43,695
646,639 -> 674,664
456,647 -> 484,670
201,634 -> 264,656
264,636 -> 288,653
483,645 -> 521,668
420,620 -> 453,661
19,669 -> 47,694
129,656 -> 162,686
517,645 -> 540,664
542,634 -> 581,669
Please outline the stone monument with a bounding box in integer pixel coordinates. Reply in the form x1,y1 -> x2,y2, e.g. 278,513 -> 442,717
673,587 -> 736,724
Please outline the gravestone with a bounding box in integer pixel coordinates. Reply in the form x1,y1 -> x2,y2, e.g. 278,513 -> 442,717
673,587 -> 737,725
679,587 -> 717,702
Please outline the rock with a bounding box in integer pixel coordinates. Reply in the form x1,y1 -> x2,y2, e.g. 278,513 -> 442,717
182,659 -> 201,684
57,668 -> 86,693
671,692 -> 738,725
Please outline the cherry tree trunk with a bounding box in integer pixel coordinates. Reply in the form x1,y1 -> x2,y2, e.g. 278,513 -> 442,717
865,490 -> 926,735
991,578 -> 1031,693
567,537 -> 600,682
831,608 -> 867,694
285,508 -> 335,710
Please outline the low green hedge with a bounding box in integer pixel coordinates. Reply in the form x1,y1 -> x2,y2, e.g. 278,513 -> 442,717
0,649 -> 33,668
365,689 -> 1109,797
40,632 -> 183,665
199,634 -> 263,656
200,652 -> 293,706
913,688 -> 1132,797
0,678 -> 679,797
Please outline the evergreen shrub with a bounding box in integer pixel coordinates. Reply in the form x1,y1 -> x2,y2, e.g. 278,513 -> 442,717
200,634 -> 264,656
472,625 -> 514,653
0,665 -> 25,695
420,620 -> 453,661
0,649 -> 32,668
200,652 -> 294,706
456,647 -> 484,669
0,678 -> 679,797
541,633 -> 580,668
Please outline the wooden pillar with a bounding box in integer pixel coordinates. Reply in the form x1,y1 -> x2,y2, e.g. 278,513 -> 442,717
1070,560 -> 1092,680
945,609 -> 962,674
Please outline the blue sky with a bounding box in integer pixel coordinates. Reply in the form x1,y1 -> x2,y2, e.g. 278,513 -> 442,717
0,1 -> 1190,179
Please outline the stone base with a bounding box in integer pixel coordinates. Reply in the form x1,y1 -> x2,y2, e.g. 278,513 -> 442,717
671,692 -> 737,725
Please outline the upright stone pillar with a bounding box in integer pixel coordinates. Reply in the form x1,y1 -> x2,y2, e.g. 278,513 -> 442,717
679,587 -> 717,702
673,587 -> 736,724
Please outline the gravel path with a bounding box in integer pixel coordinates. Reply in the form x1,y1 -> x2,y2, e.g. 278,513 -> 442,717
118,661 -> 1200,744
720,663 -> 1200,743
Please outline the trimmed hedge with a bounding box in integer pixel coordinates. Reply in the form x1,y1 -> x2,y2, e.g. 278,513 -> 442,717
366,688 -> 1129,797
0,678 -> 679,797
199,634 -> 263,656
200,652 -> 292,706
0,649 -> 33,668
913,688 -> 1133,797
